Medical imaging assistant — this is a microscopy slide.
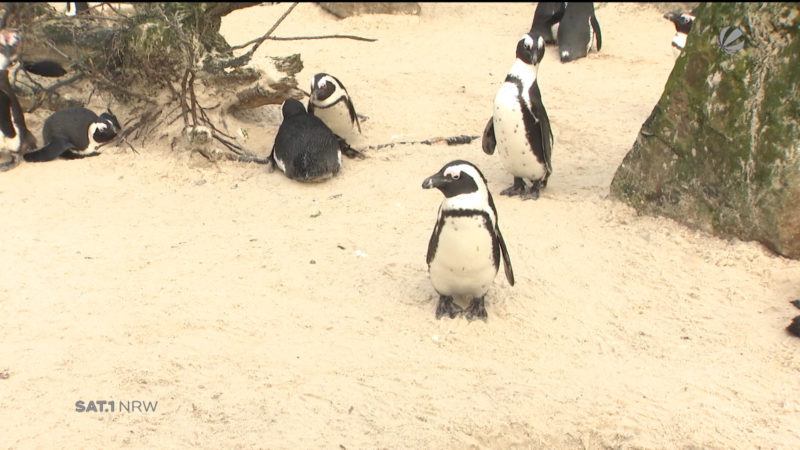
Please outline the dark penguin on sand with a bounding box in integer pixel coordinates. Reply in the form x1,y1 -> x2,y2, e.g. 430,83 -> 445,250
0,30 -> 37,171
23,107 -> 121,162
423,160 -> 515,322
557,2 -> 602,63
529,2 -> 565,45
482,33 -> 553,200
270,98 -> 343,182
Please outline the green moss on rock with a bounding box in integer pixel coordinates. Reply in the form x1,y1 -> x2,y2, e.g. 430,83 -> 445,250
610,3 -> 800,258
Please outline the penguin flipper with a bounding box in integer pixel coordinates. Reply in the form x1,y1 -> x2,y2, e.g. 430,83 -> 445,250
528,83 -> 553,174
22,138 -> 74,162
591,14 -> 602,51
481,117 -> 496,155
496,227 -> 515,286
426,207 -> 444,265
345,97 -> 362,134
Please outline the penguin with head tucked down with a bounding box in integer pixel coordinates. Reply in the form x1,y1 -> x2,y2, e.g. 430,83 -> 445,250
23,107 -> 121,162
271,98 -> 343,182
423,160 -> 515,321
482,33 -> 553,200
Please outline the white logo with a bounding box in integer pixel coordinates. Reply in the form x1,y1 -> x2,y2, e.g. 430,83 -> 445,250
718,26 -> 744,55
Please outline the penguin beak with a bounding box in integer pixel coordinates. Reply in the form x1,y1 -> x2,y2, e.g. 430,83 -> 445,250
422,173 -> 447,190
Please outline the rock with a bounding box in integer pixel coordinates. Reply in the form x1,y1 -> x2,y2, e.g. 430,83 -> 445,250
317,2 -> 421,19
610,3 -> 800,259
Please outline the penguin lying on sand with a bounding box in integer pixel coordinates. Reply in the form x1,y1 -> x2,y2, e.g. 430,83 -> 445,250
557,2 -> 602,63
482,34 -> 553,200
0,30 -> 37,171
530,2 -> 565,45
664,7 -> 696,56
423,160 -> 514,321
307,73 -> 365,159
23,107 -> 120,162
271,98 -> 345,182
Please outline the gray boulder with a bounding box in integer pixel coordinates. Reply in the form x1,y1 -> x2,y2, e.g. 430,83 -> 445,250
610,3 -> 800,258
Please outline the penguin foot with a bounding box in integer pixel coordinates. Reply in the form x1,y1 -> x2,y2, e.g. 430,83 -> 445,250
500,178 -> 527,197
435,295 -> 461,320
0,152 -> 20,172
521,180 -> 543,200
337,136 -> 367,159
465,297 -> 488,322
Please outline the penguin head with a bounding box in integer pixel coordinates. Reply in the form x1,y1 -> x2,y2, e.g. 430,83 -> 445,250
310,73 -> 346,107
92,111 -> 121,143
422,160 -> 489,200
0,29 -> 20,70
516,33 -> 545,66
281,98 -> 307,120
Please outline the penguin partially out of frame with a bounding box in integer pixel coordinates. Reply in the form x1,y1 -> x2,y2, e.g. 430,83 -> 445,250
557,2 -> 602,63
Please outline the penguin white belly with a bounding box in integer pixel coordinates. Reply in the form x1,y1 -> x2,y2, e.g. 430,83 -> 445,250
493,84 -> 546,181
429,215 -> 497,297
315,104 -> 358,143
1,126 -> 21,152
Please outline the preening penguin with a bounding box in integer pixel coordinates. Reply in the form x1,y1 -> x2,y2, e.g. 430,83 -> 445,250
557,2 -> 602,63
270,98 -> 343,182
423,160 -> 514,321
482,33 -> 553,200
23,107 -> 121,162
307,73 -> 364,159
530,2 -> 565,45
0,30 -> 37,171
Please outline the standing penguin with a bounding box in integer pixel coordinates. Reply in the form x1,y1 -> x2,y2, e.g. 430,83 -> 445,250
482,33 -> 553,200
23,107 -> 121,162
557,2 -> 602,63
664,7 -> 696,56
0,30 -> 37,171
529,2 -> 566,45
307,73 -> 365,159
423,160 -> 514,321
270,98 -> 343,182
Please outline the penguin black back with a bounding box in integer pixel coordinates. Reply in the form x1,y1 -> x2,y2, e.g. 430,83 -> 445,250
557,2 -> 602,63
530,2 -> 565,44
271,98 -> 342,182
23,107 -> 120,162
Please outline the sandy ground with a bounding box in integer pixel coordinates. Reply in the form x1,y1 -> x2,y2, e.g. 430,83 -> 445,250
2,3 -> 800,448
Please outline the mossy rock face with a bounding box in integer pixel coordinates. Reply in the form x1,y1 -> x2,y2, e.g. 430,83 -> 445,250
610,3 -> 800,258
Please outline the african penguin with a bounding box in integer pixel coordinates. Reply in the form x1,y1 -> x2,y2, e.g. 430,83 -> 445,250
23,107 -> 121,162
270,98 -> 343,182
664,8 -> 696,57
482,33 -> 553,200
422,160 -> 515,321
530,2 -> 566,45
557,2 -> 602,63
307,73 -> 365,159
0,30 -> 37,171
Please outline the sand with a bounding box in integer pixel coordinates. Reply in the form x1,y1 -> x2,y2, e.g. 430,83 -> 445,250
2,3 -> 800,448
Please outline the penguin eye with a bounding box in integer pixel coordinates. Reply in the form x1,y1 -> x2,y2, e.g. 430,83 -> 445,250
451,173 -> 460,180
